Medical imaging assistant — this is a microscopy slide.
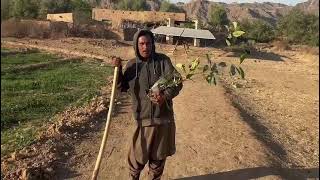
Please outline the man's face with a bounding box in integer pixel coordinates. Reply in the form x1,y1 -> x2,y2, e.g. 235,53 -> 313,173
138,35 -> 152,59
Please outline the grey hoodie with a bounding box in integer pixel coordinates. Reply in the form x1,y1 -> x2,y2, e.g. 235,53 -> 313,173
117,29 -> 183,126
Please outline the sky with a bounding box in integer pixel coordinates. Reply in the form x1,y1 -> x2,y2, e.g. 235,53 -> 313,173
170,0 -> 309,6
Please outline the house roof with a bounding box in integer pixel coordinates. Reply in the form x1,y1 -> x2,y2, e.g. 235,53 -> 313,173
151,26 -> 215,40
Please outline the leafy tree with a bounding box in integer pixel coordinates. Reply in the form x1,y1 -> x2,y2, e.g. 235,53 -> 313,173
173,22 -> 247,87
39,0 -> 92,19
11,0 -> 41,19
240,19 -> 275,43
159,0 -> 183,13
116,0 -> 147,11
277,8 -> 319,46
208,4 -> 229,32
71,0 -> 92,19
39,0 -> 73,17
1,0 -> 13,20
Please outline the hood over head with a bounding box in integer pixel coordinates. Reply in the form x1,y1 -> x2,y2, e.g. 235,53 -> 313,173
133,29 -> 156,60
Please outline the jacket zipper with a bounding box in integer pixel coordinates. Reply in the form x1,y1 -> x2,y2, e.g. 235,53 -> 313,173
146,62 -> 153,121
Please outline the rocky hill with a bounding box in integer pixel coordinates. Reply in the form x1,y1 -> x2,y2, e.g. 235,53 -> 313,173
179,0 -> 319,26
295,0 -> 319,15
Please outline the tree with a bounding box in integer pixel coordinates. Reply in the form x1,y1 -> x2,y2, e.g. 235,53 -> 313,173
1,0 -> 12,20
240,19 -> 275,43
159,0 -> 183,13
277,8 -> 319,46
11,0 -> 41,19
39,0 -> 91,19
71,0 -> 92,19
171,22 -> 248,87
39,0 -> 73,18
116,0 -> 147,11
208,4 -> 229,32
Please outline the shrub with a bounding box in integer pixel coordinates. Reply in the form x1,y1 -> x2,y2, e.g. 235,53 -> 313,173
277,8 -> 319,46
208,4 -> 229,32
240,19 -> 275,43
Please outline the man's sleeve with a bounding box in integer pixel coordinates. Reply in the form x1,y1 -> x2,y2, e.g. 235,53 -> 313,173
162,57 -> 183,100
117,65 -> 130,92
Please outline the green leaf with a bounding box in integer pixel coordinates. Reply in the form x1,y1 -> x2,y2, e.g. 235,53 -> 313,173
176,63 -> 186,73
239,67 -> 245,79
176,63 -> 183,69
186,73 -> 194,80
230,64 -> 236,76
232,22 -> 238,30
210,74 -> 216,85
211,75 -> 216,85
224,25 -> 230,32
218,62 -> 227,67
240,53 -> 247,64
232,31 -> 245,37
211,63 -> 218,73
190,59 -> 200,71
235,67 -> 241,75
203,65 -> 209,73
226,39 -> 231,46
205,74 -> 216,85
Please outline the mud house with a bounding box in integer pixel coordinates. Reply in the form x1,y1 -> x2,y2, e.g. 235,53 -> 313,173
92,8 -> 186,41
92,8 -> 186,28
47,13 -> 73,23
47,12 -> 91,25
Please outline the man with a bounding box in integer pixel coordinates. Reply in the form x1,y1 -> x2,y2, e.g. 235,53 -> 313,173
112,29 -> 183,180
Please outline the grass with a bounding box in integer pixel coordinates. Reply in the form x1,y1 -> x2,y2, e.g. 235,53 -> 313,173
1,48 -> 113,156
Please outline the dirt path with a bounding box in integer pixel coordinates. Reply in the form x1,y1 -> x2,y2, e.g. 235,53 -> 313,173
57,78 -> 297,180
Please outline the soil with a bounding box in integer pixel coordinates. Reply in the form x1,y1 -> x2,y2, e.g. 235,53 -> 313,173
1,38 -> 319,180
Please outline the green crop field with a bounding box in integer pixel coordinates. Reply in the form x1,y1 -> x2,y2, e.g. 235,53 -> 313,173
1,48 -> 113,156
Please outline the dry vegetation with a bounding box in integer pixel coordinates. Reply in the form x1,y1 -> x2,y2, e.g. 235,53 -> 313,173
1,19 -> 120,40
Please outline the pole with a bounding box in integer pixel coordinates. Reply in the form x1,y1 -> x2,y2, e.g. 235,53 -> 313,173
91,66 -> 119,180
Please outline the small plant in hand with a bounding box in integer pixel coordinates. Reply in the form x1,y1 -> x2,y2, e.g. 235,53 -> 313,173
150,21 -> 249,90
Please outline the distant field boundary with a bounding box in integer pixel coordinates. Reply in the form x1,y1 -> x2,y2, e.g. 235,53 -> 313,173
2,58 -> 82,74
2,40 -> 112,63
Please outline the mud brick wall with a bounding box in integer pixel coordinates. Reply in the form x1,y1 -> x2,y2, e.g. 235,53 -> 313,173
47,13 -> 74,23
92,8 -> 186,28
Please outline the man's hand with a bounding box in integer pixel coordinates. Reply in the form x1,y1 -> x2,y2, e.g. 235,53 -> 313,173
112,56 -> 122,67
149,92 -> 165,106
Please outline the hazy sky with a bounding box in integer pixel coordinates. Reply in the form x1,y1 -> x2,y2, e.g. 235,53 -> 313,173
170,0 -> 308,6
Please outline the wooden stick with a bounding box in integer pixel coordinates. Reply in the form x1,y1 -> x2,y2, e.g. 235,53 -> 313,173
91,66 -> 119,180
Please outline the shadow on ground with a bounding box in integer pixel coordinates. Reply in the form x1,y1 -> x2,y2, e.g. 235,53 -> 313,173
225,49 -> 290,62
175,167 -> 319,180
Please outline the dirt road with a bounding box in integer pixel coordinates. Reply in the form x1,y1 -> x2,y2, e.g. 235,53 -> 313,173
1,38 -> 318,179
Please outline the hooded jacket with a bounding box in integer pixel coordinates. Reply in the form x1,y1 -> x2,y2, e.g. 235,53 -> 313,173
117,29 -> 183,126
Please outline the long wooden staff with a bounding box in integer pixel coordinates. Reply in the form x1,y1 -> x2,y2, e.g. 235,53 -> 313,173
91,66 -> 119,180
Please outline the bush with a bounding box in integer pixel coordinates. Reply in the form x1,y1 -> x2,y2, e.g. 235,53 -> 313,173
277,8 -> 319,46
11,0 -> 40,19
1,0 -> 12,20
208,4 -> 229,32
160,0 -> 184,13
39,0 -> 73,17
240,19 -> 275,43
116,0 -> 148,11
1,0 -> 92,20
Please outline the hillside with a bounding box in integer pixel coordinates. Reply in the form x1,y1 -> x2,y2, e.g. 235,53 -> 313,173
180,0 -> 318,25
